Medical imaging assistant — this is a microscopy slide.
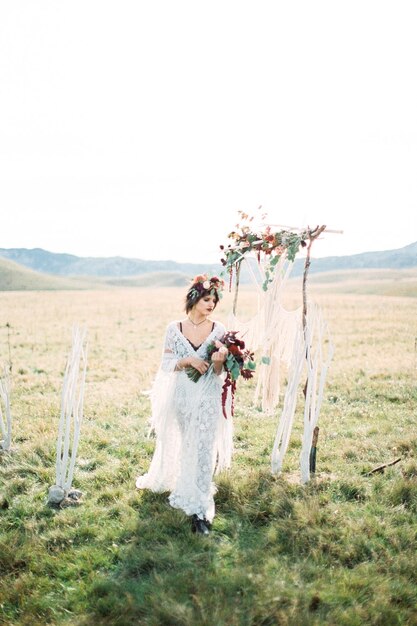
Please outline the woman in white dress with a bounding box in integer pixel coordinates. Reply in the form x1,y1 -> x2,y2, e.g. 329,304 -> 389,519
136,275 -> 233,535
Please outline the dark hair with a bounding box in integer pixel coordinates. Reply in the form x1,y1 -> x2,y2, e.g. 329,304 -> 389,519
185,286 -> 219,314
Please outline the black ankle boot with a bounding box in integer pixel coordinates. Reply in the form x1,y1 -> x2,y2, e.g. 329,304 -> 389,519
191,514 -> 210,535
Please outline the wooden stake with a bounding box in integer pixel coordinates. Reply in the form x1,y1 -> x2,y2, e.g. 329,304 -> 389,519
309,426 -> 320,474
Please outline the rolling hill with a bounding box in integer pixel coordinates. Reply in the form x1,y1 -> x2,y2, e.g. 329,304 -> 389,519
292,240 -> 417,275
0,247 -> 213,278
0,242 -> 416,295
0,257 -> 100,291
0,257 -> 192,292
0,241 -> 416,281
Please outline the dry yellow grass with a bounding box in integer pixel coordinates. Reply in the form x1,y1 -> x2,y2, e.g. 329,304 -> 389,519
1,285 -> 416,425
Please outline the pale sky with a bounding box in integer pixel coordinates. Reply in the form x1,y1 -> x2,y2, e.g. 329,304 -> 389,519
1,1 -> 416,264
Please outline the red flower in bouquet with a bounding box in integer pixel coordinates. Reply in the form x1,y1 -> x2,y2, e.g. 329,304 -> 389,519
186,330 -> 256,418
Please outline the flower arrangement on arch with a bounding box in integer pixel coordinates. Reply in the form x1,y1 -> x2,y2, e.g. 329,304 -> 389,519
186,330 -> 256,418
219,210 -> 309,291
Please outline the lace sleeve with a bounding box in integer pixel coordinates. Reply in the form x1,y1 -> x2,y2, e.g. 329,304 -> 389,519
160,322 -> 181,373
147,323 -> 179,435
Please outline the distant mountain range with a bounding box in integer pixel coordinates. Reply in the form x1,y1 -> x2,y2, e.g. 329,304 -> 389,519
293,240 -> 417,274
0,241 -> 416,283
0,247 -> 212,278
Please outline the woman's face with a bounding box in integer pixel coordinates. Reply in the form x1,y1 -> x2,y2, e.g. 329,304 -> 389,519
193,294 -> 217,317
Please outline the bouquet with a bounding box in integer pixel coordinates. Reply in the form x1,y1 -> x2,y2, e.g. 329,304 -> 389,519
186,331 -> 256,418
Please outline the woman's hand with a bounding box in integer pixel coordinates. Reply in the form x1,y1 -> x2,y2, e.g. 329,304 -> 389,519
211,347 -> 227,374
187,357 -> 210,374
211,351 -> 227,364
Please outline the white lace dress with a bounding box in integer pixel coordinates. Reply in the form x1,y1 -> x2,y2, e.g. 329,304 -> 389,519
136,321 -> 233,522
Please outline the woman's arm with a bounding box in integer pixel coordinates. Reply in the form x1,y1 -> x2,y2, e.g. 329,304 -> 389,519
176,356 -> 210,374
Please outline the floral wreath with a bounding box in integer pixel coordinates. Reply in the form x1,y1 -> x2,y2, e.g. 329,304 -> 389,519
187,273 -> 225,303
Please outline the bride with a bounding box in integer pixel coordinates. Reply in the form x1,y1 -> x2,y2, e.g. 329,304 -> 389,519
136,274 -> 233,535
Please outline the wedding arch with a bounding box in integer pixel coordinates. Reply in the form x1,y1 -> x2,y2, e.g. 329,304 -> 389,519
220,211 -> 338,483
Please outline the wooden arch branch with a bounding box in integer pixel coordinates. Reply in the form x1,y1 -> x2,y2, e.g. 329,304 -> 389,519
302,225 -> 327,331
301,225 -> 327,477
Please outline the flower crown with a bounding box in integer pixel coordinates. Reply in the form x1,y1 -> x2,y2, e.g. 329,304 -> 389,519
188,274 -> 225,301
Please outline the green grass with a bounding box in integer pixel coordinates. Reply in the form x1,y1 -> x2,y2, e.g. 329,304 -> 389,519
1,288 -> 417,625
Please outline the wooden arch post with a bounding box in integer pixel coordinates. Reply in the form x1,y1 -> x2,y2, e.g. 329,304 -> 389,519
302,225 -> 327,475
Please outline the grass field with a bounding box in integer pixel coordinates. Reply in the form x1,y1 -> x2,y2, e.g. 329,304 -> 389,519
1,283 -> 416,626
